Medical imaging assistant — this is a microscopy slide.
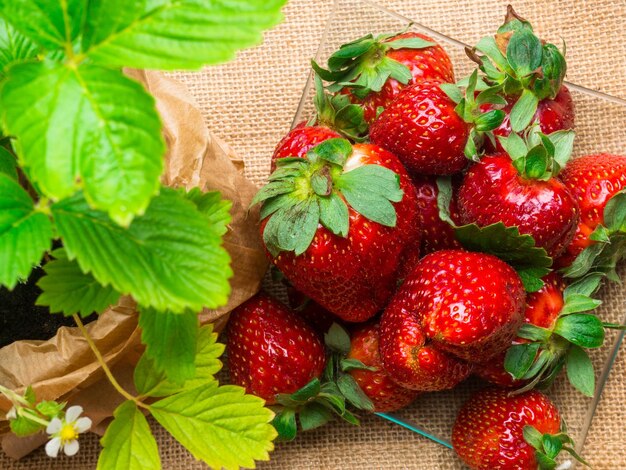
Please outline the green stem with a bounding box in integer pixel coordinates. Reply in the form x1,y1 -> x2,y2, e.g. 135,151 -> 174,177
18,408 -> 50,427
0,384 -> 30,407
73,315 -> 149,410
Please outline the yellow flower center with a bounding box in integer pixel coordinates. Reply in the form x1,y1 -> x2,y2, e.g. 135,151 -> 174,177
59,424 -> 78,442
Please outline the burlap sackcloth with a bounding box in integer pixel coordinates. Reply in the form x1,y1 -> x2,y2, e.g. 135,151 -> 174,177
1,0 -> 624,468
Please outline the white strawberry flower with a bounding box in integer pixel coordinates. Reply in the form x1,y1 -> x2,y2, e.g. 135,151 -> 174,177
45,406 -> 92,458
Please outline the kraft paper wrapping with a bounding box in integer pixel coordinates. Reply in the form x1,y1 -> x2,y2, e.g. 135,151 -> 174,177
0,70 -> 267,459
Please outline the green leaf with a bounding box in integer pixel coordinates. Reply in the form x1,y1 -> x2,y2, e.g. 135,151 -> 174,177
554,314 -> 605,349
510,89 -> 539,132
318,192 -> 349,237
299,402 -> 333,431
336,373 -> 374,411
324,323 -> 351,354
0,174 -> 53,289
98,401 -> 160,470
504,342 -> 540,379
559,293 -> 602,316
535,452 -> 557,470
52,188 -> 232,313
336,164 -> 402,227
516,324 -> 552,342
0,19 -> 40,80
475,36 -> 510,71
589,224 -> 611,243
547,130 -> 575,170
0,0 -> 84,50
506,28 -> 543,77
517,266 -> 547,293
36,248 -> 121,317
542,434 -> 563,459
82,0 -> 286,70
565,345 -> 595,397
523,425 -> 544,449
275,199 -> 320,256
561,242 -> 606,278
150,382 -> 276,470
9,415 -> 43,437
604,189 -> 626,232
435,176 -> 456,226
183,189 -> 232,238
524,145 -> 548,179
474,109 -> 505,132
0,147 -> 17,180
340,358 -> 377,372
35,400 -> 64,420
290,378 -> 321,403
271,408 -> 297,441
387,37 -> 434,50
0,61 -> 165,226
138,307 -> 198,386
439,83 -> 463,104
563,273 -> 604,299
307,138 -> 352,166
134,325 -> 223,398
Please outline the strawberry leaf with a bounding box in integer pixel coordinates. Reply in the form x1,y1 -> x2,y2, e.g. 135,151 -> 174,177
603,189 -> 626,232
97,400 -> 160,470
272,408 -> 297,441
324,323 -> 351,354
0,19 -> 41,80
0,147 -> 17,181
506,28 -> 543,77
559,294 -> 602,316
299,403 -> 333,431
150,383 -> 276,470
0,174 -> 53,290
9,415 -> 44,437
340,358 -> 377,372
505,342 -> 540,379
565,345 -> 595,397
36,248 -> 121,317
319,192 -> 349,237
523,425 -> 544,449
290,378 -> 321,403
553,314 -> 605,349
439,83 -> 463,104
336,373 -> 375,411
509,89 -> 539,132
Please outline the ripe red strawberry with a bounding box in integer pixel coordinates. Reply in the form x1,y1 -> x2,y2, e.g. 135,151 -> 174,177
226,293 -> 325,404
412,174 -> 462,255
458,152 -> 580,258
481,87 -> 575,153
452,389 -> 583,470
556,154 -> 626,267
347,323 -> 419,412
474,272 -> 566,387
271,123 -> 340,171
313,31 -> 454,123
254,138 -> 420,323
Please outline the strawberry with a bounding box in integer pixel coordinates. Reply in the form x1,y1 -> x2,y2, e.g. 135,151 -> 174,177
347,323 -> 419,412
556,154 -> 626,271
271,123 -> 340,171
452,388 -> 586,470
457,132 -> 580,259
379,249 -> 525,391
313,31 -> 454,123
474,272 -> 566,387
287,287 -> 341,337
253,138 -> 420,323
370,73 -> 505,175
226,292 -> 325,405
412,174 -> 461,255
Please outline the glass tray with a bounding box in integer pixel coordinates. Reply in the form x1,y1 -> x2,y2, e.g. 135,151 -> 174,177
289,0 -> 626,466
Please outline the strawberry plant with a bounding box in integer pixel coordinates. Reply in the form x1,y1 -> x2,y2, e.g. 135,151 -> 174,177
0,1 -> 287,468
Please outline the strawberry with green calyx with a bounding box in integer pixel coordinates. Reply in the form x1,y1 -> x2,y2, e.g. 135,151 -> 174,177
557,154 -> 626,280
457,129 -> 580,260
312,30 -> 454,123
452,388 -> 589,470
370,71 -> 505,175
253,138 -> 420,323
271,122 -> 340,172
465,5 -> 573,140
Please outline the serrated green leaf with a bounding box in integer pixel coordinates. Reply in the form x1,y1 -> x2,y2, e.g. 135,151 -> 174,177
0,174 -> 53,289
559,293 -> 602,316
299,402 -> 333,431
183,189 -> 232,238
9,415 -> 43,437
0,147 -> 18,180
554,314 -> 605,349
0,0 -> 84,50
98,401 -> 160,470
35,400 -> 64,420
36,248 -> 121,317
275,199 -> 320,256
318,192 -> 349,237
337,373 -> 374,411
324,323 -> 351,354
565,345 -> 595,397
52,188 -> 232,313
506,28 -> 543,77
604,189 -> 626,232
504,342 -> 540,379
271,408 -> 297,441
82,0 -> 286,70
138,307 -> 198,386
510,89 -> 539,132
0,19 -> 40,80
150,382 -> 276,470
561,242 -> 606,278
0,61 -> 165,226
589,224 -> 611,243
134,325 -> 223,398
336,164 -> 402,227
516,266 -> 547,292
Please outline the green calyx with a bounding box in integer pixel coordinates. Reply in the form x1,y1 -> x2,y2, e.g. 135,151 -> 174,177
523,424 -> 590,469
505,274 -> 606,397
252,138 -> 403,257
466,5 -> 567,104
310,74 -> 368,142
439,70 -> 506,161
562,189 -> 626,281
498,127 -> 575,180
435,176 -> 552,292
311,27 -> 434,98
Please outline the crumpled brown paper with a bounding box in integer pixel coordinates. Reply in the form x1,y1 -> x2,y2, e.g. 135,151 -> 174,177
0,70 -> 267,459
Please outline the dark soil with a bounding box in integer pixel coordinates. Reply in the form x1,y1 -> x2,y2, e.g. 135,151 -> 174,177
0,267 -> 95,348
